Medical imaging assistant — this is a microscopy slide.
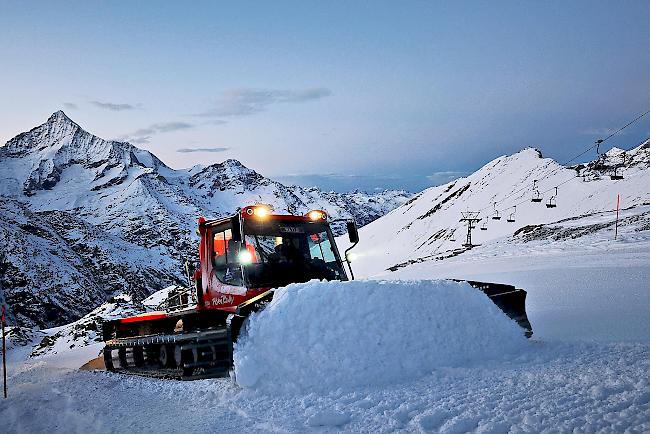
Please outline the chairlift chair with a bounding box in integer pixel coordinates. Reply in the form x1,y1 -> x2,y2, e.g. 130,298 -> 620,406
610,152 -> 626,180
491,202 -> 501,220
594,139 -> 606,171
507,206 -> 516,223
480,221 -> 488,231
610,171 -> 624,181
531,180 -> 543,202
546,187 -> 558,208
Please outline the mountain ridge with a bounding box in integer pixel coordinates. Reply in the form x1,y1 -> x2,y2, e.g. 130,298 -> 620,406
337,139 -> 650,277
0,112 -> 410,327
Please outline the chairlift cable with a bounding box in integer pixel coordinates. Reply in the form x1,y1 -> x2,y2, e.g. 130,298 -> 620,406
422,108 -> 649,258
476,107 -> 650,215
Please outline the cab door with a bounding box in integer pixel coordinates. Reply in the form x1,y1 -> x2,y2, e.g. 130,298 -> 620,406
202,224 -> 248,309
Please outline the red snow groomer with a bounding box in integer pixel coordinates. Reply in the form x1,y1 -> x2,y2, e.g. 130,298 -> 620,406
103,205 -> 532,380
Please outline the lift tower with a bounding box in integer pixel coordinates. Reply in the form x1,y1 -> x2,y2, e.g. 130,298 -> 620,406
460,211 -> 481,248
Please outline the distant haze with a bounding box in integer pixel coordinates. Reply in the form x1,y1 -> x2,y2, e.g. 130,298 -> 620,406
1,1 -> 649,192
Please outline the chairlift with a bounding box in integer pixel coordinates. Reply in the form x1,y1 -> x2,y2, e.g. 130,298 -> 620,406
610,152 -> 626,180
449,230 -> 456,242
507,206 -> 516,223
594,139 -> 605,171
480,220 -> 488,231
531,180 -> 543,203
546,187 -> 558,208
491,202 -> 501,220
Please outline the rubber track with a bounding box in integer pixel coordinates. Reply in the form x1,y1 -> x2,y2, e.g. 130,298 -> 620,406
105,327 -> 232,380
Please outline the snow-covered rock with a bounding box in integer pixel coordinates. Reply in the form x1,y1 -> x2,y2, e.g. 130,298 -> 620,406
0,198 -> 179,328
29,294 -> 145,358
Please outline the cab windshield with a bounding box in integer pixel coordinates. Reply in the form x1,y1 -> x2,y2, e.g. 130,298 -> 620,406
241,219 -> 347,288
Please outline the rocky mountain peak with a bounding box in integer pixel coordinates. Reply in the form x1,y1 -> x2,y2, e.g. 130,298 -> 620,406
221,158 -> 246,169
514,147 -> 543,159
46,110 -> 75,126
0,112 -> 170,197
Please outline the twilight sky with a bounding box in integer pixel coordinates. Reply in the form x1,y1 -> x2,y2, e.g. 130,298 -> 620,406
1,1 -> 649,192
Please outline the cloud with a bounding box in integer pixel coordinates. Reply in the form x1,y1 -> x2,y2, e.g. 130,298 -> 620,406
63,102 -> 78,110
131,122 -> 194,136
275,172 -> 421,193
119,121 -> 194,144
177,147 -> 230,153
196,87 -> 332,117
426,171 -> 468,185
426,171 -> 468,181
90,100 -> 138,111
126,136 -> 151,144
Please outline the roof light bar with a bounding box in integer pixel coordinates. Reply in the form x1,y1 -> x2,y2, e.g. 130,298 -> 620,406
243,204 -> 274,219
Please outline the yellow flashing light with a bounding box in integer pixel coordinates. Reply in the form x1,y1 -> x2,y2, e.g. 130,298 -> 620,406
307,210 -> 327,221
254,206 -> 269,218
244,204 -> 273,218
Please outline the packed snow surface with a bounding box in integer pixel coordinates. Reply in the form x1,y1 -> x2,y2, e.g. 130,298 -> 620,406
234,280 -> 527,392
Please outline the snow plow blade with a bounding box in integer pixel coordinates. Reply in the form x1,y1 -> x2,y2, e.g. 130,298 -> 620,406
459,280 -> 533,337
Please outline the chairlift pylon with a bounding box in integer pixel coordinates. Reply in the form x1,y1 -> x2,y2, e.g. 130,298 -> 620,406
507,206 -> 516,223
546,187 -> 558,208
491,202 -> 501,220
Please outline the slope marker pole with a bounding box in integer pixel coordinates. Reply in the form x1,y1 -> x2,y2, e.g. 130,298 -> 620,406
1,305 -> 6,398
615,194 -> 620,240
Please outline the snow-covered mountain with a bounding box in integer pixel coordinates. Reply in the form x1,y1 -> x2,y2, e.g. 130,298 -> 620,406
341,142 -> 650,277
0,111 -> 410,328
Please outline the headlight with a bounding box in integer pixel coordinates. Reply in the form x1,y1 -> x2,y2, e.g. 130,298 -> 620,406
238,250 -> 253,264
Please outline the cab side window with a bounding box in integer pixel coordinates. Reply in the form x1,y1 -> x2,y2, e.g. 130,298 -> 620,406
213,231 -> 227,267
212,228 -> 243,286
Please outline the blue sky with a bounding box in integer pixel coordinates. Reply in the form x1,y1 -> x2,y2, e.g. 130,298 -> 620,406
1,1 -> 649,191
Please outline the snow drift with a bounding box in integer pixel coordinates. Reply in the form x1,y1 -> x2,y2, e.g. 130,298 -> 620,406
234,280 -> 528,393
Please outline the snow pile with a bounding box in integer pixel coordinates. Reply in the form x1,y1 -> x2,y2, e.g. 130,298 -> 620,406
234,279 -> 528,392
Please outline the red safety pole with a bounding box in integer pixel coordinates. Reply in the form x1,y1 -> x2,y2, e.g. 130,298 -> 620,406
1,305 -> 6,398
615,194 -> 620,240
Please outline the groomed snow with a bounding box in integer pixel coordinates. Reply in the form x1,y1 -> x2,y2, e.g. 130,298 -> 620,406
234,280 -> 527,393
